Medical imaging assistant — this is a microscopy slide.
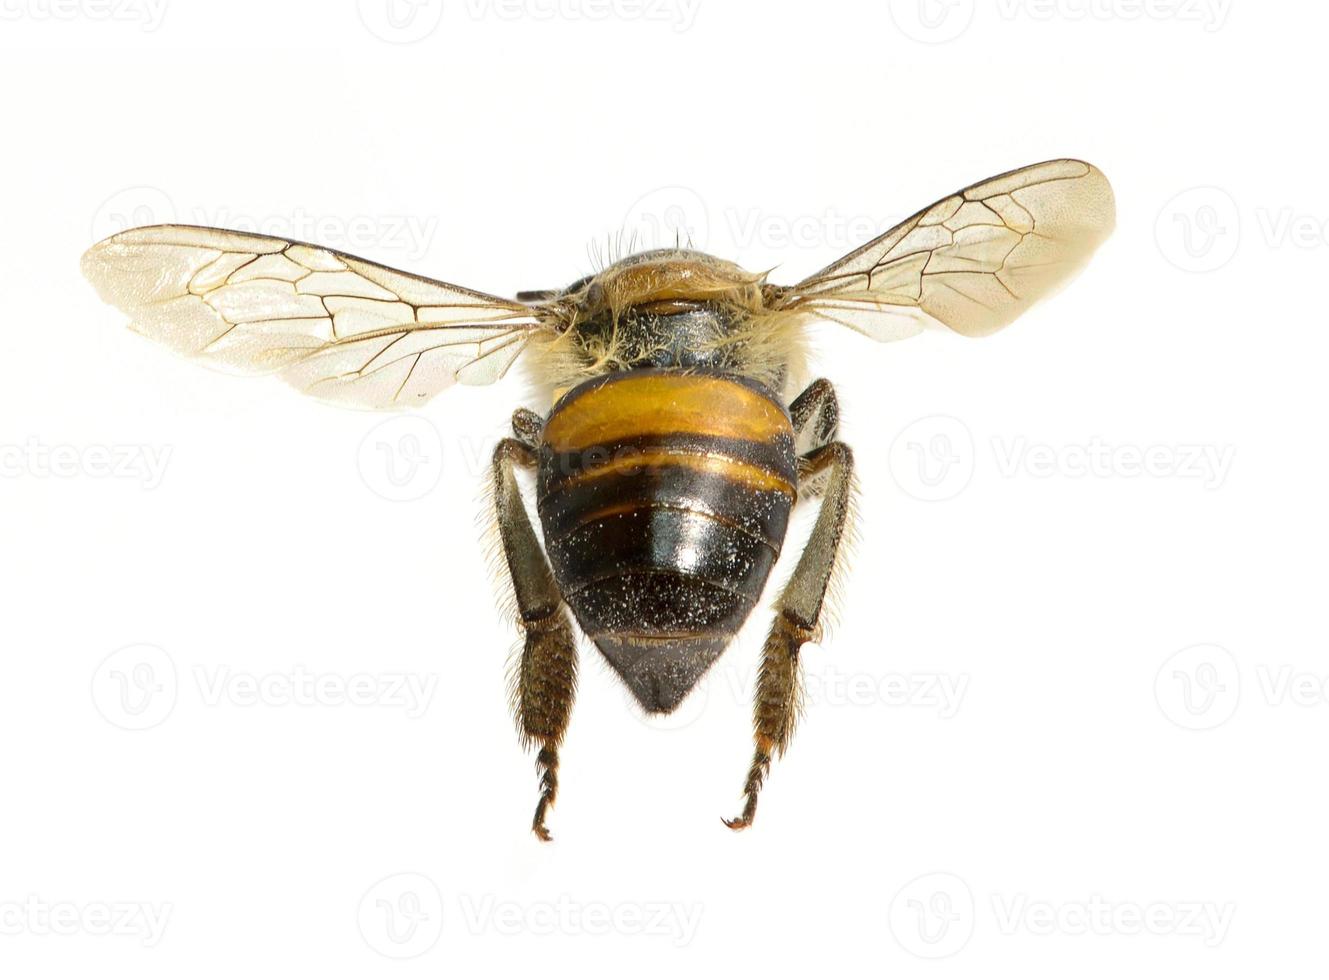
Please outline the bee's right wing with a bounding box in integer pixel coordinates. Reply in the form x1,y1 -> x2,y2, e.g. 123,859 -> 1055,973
771,159 -> 1115,341
82,225 -> 561,409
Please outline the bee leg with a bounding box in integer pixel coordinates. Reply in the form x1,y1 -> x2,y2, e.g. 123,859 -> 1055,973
789,379 -> 840,456
511,407 -> 544,447
725,439 -> 854,831
515,288 -> 560,302
493,435 -> 578,843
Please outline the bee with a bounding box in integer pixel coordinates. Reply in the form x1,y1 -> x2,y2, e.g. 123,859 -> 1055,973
82,158 -> 1114,840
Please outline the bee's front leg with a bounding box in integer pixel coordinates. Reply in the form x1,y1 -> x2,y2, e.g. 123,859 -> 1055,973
788,378 -> 839,456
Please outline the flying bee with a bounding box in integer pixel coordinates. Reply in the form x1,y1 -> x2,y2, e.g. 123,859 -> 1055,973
82,158 -> 1114,840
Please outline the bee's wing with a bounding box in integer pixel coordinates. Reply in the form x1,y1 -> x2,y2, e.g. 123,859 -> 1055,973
773,159 -> 1114,340
82,224 -> 556,409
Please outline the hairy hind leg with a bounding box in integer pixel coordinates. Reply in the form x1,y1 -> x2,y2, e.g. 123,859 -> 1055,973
725,440 -> 854,831
493,420 -> 578,842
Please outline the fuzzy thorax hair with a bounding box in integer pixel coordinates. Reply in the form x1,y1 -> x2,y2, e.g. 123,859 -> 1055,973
521,249 -> 810,403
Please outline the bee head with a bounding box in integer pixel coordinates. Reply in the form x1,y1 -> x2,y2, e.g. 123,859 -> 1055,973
573,249 -> 765,320
520,247 -> 796,394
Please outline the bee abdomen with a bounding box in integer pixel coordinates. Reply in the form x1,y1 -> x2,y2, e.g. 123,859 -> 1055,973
537,369 -> 796,712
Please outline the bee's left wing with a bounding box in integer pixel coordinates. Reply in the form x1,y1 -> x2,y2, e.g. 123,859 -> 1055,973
770,159 -> 1115,341
82,225 -> 555,409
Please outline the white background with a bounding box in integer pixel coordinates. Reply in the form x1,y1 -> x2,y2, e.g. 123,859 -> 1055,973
1,0 -> 1323,976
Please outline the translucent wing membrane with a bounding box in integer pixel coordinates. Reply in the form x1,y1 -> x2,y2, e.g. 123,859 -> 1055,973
81,225 -> 548,408
777,159 -> 1115,340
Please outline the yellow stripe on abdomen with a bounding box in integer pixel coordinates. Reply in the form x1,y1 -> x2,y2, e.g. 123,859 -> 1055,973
542,372 -> 793,452
555,448 -> 795,496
